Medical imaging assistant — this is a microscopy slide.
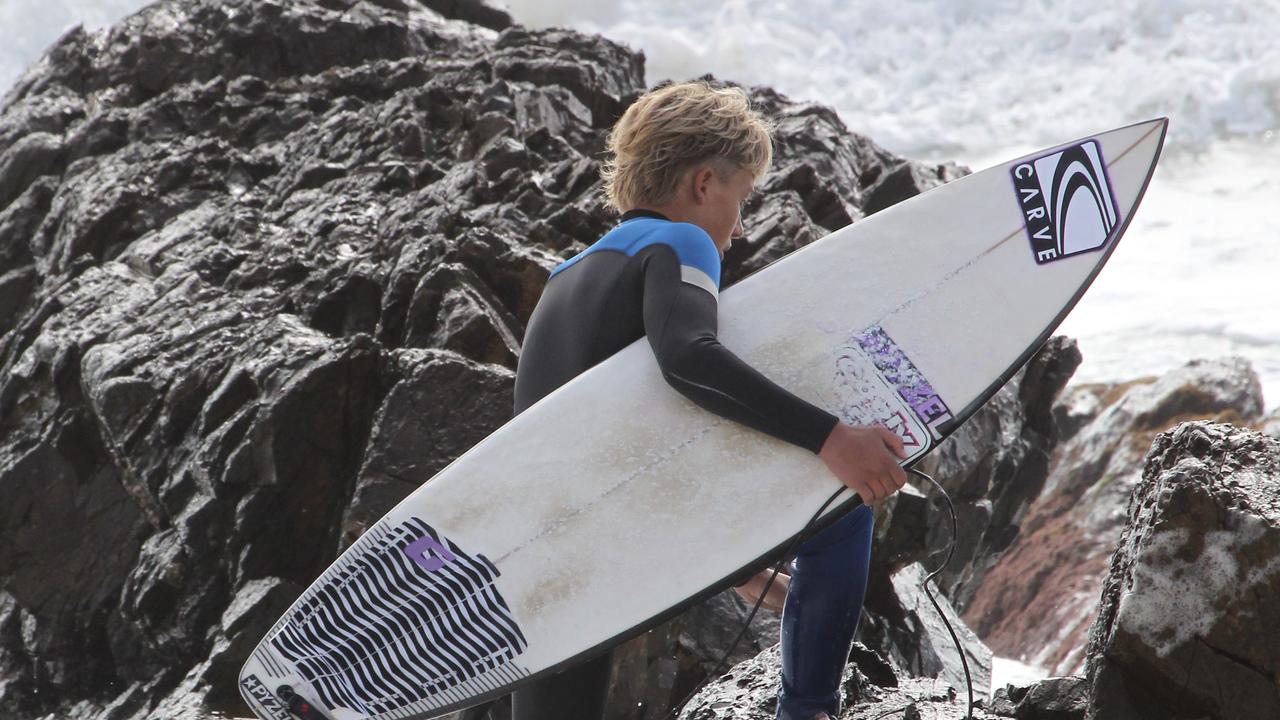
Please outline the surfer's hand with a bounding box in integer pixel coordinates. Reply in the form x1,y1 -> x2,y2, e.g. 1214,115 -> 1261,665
818,423 -> 908,503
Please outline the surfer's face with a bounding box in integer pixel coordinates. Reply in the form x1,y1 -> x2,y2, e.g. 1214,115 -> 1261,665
691,161 -> 753,257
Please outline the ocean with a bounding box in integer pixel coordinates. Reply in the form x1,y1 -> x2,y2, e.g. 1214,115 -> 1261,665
4,0 -> 1276,411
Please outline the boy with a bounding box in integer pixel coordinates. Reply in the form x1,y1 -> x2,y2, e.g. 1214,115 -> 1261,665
505,81 -> 907,720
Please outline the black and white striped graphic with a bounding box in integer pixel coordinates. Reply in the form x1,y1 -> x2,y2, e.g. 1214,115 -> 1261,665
269,518 -> 527,715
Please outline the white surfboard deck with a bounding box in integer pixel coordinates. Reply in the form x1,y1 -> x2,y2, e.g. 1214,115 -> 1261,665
238,119 -> 1167,720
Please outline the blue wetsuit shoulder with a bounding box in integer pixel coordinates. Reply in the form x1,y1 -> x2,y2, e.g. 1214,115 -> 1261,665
551,217 -> 721,290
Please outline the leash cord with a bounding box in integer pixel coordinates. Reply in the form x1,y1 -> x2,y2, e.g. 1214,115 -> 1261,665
909,467 -> 974,720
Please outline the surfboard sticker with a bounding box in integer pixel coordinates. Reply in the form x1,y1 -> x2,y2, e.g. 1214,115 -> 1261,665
1011,139 -> 1119,264
833,325 -> 952,461
240,673 -> 292,720
267,518 -> 528,716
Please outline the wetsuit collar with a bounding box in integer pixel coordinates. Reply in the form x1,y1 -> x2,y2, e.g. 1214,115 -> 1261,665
620,208 -> 670,223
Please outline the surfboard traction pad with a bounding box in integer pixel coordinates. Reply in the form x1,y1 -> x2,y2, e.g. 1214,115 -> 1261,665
242,518 -> 531,720
241,125 -> 1153,719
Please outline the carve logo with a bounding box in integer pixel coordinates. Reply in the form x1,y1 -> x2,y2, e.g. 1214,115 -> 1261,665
240,674 -> 291,720
1012,140 -> 1118,264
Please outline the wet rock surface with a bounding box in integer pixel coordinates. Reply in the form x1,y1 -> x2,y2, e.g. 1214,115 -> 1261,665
988,675 -> 1088,720
962,357 -> 1266,675
1084,421 -> 1280,720
677,641 -> 1004,720
0,1 -> 969,718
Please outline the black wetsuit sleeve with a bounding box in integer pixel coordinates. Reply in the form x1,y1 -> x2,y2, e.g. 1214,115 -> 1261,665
639,245 -> 840,454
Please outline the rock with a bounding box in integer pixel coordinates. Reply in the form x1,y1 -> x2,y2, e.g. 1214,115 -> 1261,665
602,590 -> 782,720
341,349 -> 514,545
1017,676 -> 1088,720
404,262 -> 522,366
861,160 -> 966,216
1084,421 -> 1280,720
196,577 -> 304,709
418,0 -> 512,31
988,676 -> 1088,720
859,563 -> 992,696
964,357 -> 1265,676
989,686 -> 1022,717
677,643 -> 1005,720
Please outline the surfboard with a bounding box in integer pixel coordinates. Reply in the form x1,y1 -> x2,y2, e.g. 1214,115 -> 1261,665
238,118 -> 1167,720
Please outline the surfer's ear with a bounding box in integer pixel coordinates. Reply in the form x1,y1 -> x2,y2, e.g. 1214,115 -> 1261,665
689,165 -> 716,205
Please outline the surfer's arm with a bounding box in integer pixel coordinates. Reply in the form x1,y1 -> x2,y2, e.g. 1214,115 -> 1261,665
639,244 -> 839,454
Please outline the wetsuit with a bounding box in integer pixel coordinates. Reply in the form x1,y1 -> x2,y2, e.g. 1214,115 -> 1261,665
514,209 -> 839,450
479,209 -> 867,720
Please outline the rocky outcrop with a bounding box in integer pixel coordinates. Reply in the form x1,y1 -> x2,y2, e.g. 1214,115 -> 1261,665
988,676 -> 1088,720
678,641 -> 1006,720
962,358 -> 1265,675
0,1 -> 969,718
1084,421 -> 1280,720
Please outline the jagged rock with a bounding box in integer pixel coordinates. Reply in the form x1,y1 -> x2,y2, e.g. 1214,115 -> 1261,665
989,676 -> 1087,720
417,0 -> 512,31
676,643 -> 1004,720
1084,421 -> 1280,720
964,358 -> 1265,675
862,160 -> 965,216
341,348 -> 514,545
196,577 -> 305,708
859,563 -> 992,695
603,590 -> 782,720
989,685 -> 1023,717
404,262 -> 522,366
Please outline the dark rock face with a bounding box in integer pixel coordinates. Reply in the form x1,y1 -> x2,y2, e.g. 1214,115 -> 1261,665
1084,422 -> 1280,720
963,358 -> 1265,675
0,1 -> 971,718
860,562 -> 993,694
989,676 -> 1088,720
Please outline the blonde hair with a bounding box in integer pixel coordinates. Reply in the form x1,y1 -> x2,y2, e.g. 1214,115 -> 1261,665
602,81 -> 774,212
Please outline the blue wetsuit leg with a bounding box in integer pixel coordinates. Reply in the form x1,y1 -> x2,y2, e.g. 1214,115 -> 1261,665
775,504 -> 875,720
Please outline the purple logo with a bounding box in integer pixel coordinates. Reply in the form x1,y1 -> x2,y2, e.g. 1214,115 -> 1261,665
403,534 -> 457,573
854,325 -> 953,433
